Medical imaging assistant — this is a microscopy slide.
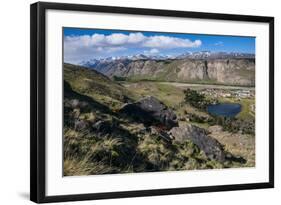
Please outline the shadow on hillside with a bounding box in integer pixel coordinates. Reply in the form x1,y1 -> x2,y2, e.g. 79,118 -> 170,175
64,80 -> 115,116
225,152 -> 247,164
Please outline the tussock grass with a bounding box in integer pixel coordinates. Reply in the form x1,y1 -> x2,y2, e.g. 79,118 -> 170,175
63,126 -> 225,176
63,63 -> 254,176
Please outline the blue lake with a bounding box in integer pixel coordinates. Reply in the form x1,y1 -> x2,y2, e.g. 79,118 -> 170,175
207,103 -> 241,117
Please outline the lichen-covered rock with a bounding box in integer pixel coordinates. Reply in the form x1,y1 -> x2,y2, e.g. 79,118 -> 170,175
169,124 -> 225,162
208,125 -> 223,133
64,98 -> 89,109
74,119 -> 89,131
119,96 -> 178,129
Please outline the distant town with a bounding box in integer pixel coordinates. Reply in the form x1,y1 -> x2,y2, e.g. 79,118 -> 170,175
200,88 -> 255,99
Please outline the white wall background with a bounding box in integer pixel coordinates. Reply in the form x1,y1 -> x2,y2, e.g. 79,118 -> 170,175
0,0 -> 279,204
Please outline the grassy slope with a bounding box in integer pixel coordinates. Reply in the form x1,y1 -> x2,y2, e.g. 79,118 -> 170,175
121,81 -> 184,107
64,63 -> 136,109
64,64 -> 224,176
63,63 -> 255,176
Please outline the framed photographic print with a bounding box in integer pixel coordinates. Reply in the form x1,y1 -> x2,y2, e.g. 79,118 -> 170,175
30,2 -> 274,203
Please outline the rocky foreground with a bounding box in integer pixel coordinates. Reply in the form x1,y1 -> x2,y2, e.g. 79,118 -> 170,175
63,63 -> 253,176
120,96 -> 226,162
64,92 -> 245,175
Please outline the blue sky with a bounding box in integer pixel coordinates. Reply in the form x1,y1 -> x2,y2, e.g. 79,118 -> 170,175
64,27 -> 255,63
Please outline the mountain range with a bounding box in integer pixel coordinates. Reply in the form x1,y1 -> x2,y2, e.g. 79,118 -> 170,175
77,51 -> 255,86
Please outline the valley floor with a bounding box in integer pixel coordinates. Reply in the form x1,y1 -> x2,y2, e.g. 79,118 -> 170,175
157,82 -> 255,90
121,81 -> 255,167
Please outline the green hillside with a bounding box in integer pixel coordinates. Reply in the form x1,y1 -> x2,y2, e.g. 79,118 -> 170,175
63,63 -> 254,176
64,63 -> 136,109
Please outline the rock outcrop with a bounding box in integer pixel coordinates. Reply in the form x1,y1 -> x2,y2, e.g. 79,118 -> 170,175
169,124 -> 225,162
119,96 -> 178,129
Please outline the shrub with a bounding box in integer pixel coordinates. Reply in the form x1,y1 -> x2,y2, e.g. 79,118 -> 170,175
209,116 -> 255,135
184,88 -> 210,109
113,75 -> 127,81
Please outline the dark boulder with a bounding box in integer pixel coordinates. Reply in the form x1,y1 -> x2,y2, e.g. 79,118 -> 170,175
92,120 -> 112,134
169,124 -> 225,162
119,96 -> 178,129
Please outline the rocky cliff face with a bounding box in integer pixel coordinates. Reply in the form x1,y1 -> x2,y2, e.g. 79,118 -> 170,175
207,59 -> 255,86
176,59 -> 255,86
85,58 -> 255,86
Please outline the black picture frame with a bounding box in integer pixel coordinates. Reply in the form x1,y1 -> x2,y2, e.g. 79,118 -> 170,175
30,1 -> 274,203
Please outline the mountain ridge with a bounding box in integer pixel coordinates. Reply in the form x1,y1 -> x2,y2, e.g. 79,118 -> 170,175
79,51 -> 255,66
76,51 -> 255,86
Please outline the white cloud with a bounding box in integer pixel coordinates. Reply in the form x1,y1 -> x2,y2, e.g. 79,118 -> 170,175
144,48 -> 160,55
65,32 -> 201,49
128,32 -> 146,44
143,36 -> 202,48
106,47 -> 126,53
214,41 -> 223,46
150,48 -> 159,54
91,34 -> 105,45
64,32 -> 202,63
105,33 -> 128,45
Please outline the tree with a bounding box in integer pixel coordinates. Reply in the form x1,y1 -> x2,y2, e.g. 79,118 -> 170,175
184,88 -> 207,109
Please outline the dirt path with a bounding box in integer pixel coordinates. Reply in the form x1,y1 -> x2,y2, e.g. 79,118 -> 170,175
158,82 -> 255,90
